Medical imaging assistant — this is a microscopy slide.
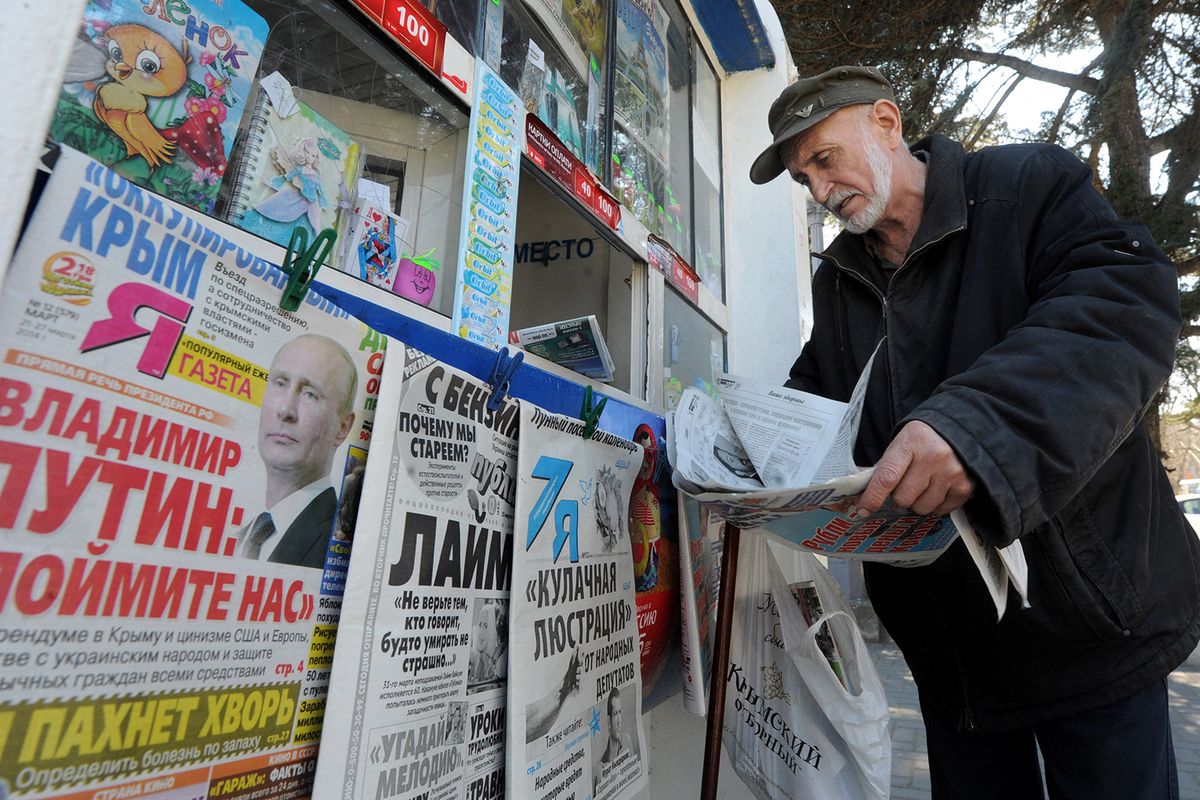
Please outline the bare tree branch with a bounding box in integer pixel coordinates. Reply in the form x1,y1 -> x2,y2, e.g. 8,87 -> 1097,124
1047,88 -> 1078,143
953,47 -> 1102,93
967,73 -> 1024,147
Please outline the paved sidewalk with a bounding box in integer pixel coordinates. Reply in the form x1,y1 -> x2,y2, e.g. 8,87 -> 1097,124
870,642 -> 1200,799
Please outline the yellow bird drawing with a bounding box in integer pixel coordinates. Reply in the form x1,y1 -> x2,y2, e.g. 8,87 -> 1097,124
91,24 -> 189,168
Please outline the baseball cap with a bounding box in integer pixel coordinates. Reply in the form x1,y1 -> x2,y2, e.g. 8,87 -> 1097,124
749,65 -> 896,184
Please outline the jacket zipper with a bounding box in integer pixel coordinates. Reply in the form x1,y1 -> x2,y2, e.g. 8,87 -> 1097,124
816,221 -> 964,417
819,224 -> 975,727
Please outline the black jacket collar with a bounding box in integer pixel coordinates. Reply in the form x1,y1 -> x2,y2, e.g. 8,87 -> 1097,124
819,134 -> 969,283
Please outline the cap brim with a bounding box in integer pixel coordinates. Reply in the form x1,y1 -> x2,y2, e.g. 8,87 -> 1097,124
748,106 -> 841,184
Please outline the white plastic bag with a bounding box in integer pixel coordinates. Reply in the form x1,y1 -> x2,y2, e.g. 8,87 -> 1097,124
722,533 -> 891,800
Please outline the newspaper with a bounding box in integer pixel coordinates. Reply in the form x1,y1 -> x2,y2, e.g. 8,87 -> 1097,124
313,346 -> 519,800
677,491 -> 725,716
508,403 -> 648,800
670,357 -> 1028,619
0,147 -> 383,798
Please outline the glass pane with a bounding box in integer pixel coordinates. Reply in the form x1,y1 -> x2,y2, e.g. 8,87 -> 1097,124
610,0 -> 690,259
663,286 -> 725,410
662,8 -> 692,259
612,127 -> 665,234
220,0 -> 470,315
496,0 -> 609,175
692,41 -> 723,300
612,0 -> 671,237
418,0 -> 482,55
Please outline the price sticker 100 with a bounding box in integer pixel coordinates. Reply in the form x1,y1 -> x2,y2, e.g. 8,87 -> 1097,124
391,3 -> 431,47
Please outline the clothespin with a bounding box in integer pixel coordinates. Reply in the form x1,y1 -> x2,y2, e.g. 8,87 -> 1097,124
486,348 -> 523,411
279,226 -> 337,312
580,385 -> 607,440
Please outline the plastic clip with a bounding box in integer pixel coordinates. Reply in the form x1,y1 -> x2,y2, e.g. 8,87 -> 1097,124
579,385 -> 607,440
486,348 -> 523,411
279,226 -> 337,312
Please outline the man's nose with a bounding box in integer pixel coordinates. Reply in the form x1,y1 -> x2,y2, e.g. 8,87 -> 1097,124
809,175 -> 832,204
276,390 -> 299,420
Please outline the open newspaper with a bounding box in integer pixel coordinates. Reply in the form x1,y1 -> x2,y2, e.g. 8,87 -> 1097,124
669,348 -> 1028,620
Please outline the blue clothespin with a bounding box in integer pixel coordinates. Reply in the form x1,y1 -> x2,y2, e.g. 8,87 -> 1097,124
486,348 -> 523,411
580,385 -> 607,440
280,226 -> 337,312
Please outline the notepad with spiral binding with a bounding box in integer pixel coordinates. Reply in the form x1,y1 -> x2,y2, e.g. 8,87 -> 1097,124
225,74 -> 362,248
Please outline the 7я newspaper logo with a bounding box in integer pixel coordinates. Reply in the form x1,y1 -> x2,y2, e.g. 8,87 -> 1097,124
79,281 -> 191,379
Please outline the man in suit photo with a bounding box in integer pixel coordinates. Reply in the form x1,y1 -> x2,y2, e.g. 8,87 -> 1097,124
239,333 -> 358,569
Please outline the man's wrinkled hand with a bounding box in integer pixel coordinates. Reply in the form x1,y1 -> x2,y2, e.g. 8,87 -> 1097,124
857,421 -> 974,516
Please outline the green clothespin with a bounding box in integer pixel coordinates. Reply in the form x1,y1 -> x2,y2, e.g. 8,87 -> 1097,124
580,385 -> 607,440
279,226 -> 337,312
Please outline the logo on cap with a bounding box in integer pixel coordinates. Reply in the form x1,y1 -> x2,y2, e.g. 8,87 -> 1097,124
796,104 -> 814,118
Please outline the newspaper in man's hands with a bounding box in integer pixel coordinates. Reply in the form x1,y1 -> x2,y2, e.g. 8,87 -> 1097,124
668,346 -> 1028,620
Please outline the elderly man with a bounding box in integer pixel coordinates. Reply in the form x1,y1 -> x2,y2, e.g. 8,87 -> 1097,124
239,333 -> 357,569
751,65 -> 1200,798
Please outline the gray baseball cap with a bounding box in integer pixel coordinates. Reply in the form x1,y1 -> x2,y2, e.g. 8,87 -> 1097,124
749,65 -> 896,184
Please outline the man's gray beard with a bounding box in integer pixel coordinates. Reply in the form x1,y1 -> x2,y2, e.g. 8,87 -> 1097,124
828,134 -> 893,235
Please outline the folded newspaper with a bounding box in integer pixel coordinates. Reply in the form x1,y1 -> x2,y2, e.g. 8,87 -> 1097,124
667,349 -> 1028,620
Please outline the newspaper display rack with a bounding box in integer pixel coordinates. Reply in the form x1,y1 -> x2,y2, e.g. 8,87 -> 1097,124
3,144 -> 678,800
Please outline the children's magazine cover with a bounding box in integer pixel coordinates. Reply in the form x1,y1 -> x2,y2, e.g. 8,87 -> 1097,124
226,75 -> 362,248
52,0 -> 268,213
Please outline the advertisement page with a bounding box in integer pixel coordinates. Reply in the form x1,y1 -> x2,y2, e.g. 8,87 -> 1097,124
314,347 -> 519,800
0,147 -> 383,799
507,403 -> 647,800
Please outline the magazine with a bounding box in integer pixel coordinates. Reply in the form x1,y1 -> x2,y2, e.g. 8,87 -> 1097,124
0,146 -> 384,799
509,314 -> 616,381
226,72 -> 362,248
508,404 -> 649,800
313,346 -> 518,799
52,0 -> 268,213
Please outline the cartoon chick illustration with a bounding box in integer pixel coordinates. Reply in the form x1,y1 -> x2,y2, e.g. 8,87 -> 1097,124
92,25 -> 189,168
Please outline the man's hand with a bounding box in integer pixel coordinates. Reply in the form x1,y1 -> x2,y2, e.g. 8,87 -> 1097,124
858,421 -> 975,516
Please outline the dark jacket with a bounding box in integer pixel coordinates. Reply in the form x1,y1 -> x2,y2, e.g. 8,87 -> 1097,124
787,134 -> 1200,732
270,486 -> 337,569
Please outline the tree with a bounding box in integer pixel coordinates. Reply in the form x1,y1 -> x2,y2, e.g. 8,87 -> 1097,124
777,0 -> 1200,440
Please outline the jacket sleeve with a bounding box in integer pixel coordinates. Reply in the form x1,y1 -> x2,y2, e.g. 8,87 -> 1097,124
904,145 -> 1180,548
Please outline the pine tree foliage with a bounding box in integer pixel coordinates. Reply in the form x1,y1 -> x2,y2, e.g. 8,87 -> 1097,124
776,0 -> 1199,424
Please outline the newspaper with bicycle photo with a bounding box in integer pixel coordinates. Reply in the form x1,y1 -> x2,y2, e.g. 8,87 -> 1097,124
667,345 -> 1028,619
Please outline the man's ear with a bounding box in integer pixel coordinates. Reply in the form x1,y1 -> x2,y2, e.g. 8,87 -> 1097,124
870,99 -> 904,148
336,412 -> 356,444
